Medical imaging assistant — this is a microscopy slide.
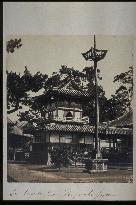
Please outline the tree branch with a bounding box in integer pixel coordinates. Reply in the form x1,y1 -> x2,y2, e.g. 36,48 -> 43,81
7,103 -> 19,114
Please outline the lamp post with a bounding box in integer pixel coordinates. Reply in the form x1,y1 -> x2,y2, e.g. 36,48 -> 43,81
93,35 -> 100,156
82,35 -> 107,159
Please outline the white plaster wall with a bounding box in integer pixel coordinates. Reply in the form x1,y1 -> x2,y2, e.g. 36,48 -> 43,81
53,110 -> 57,117
60,135 -> 72,143
58,109 -> 64,120
46,132 -> 94,145
74,111 -> 81,120
100,140 -> 112,148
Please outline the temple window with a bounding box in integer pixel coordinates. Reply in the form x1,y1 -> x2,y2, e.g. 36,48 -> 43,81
65,111 -> 73,120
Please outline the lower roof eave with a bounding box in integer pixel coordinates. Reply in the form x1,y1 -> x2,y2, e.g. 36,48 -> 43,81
45,123 -> 132,136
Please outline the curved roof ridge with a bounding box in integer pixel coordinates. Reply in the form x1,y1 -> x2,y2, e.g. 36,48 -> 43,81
101,109 -> 133,127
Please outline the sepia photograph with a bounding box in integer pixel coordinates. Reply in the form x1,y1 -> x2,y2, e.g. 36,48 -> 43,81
3,2 -> 136,201
6,35 -> 133,183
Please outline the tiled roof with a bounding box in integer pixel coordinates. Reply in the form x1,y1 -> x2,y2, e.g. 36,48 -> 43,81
101,110 -> 133,128
8,118 -> 33,138
16,120 -> 28,128
46,123 -> 94,133
45,123 -> 132,135
9,124 -> 23,136
7,117 -> 14,125
57,88 -> 90,97
9,126 -> 33,138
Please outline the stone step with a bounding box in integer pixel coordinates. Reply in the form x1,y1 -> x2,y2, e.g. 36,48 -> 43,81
69,163 -> 85,168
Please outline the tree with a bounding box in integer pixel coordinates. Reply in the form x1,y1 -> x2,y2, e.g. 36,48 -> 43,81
49,144 -> 71,170
7,67 -> 48,114
113,66 -> 133,98
6,38 -> 48,114
82,66 -> 109,123
106,66 -> 133,120
17,65 -> 109,127
17,65 -> 133,128
6,38 -> 22,53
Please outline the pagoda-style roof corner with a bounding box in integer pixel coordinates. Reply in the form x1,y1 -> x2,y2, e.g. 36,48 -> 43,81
37,72 -> 93,100
101,109 -> 133,129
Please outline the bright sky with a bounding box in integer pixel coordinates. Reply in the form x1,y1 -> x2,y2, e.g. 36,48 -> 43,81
6,35 -> 134,121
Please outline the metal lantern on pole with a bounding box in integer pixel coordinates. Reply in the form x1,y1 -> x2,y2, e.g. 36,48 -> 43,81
82,35 -> 108,159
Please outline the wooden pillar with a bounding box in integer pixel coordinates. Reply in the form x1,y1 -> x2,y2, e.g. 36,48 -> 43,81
73,110 -> 75,118
84,135 -> 85,144
49,131 -> 51,143
13,149 -> 16,161
99,136 -> 101,150
72,133 -> 73,143
80,111 -> 82,120
93,136 -> 95,149
113,137 -> 116,149
109,138 -> 111,149
56,108 -> 58,118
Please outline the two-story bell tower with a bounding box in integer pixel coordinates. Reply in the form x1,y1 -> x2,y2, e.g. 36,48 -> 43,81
32,66 -> 95,164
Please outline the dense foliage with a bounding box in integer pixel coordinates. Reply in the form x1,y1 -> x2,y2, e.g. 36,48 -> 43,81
48,143 -> 95,169
48,144 -> 71,169
105,66 -> 133,120
7,64 -> 133,125
7,67 -> 48,114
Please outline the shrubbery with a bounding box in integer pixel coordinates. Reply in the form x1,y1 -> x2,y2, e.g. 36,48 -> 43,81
48,143 -> 96,170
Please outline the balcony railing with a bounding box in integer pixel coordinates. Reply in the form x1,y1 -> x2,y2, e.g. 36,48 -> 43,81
53,116 -> 89,124
56,102 -> 82,109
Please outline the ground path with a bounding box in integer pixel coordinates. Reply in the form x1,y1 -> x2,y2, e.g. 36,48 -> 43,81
7,163 -> 133,183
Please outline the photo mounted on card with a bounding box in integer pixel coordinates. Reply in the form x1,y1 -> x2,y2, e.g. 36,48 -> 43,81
3,2 -> 136,201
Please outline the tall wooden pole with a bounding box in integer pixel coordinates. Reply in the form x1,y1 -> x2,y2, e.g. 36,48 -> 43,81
94,35 -> 100,155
